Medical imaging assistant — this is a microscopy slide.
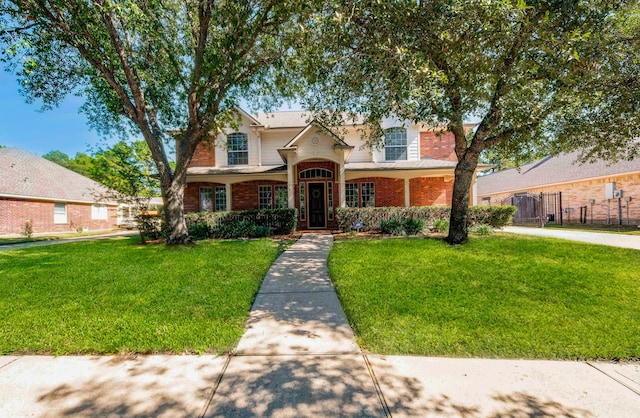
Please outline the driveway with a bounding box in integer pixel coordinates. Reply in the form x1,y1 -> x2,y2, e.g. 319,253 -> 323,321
0,230 -> 138,252
503,226 -> 640,250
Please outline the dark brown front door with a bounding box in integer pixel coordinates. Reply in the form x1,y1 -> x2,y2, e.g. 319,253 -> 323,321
308,183 -> 326,228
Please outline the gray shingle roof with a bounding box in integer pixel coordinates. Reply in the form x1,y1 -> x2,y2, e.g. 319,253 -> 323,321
477,151 -> 640,195
0,147 -> 116,203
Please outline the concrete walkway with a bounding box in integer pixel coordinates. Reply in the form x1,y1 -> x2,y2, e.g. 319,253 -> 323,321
503,225 -> 640,250
1,233 -> 640,417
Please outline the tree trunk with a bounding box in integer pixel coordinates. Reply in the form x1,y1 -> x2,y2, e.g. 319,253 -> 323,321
446,152 -> 480,245
163,179 -> 191,245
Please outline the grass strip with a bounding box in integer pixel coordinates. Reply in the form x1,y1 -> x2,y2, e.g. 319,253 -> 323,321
329,234 -> 640,360
0,237 -> 279,355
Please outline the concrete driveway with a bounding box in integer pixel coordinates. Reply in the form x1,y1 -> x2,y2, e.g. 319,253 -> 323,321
503,226 -> 640,250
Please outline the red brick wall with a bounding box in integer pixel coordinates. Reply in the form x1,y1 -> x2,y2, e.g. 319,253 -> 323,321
188,141 -> 216,167
0,198 -> 117,235
420,131 -> 457,161
410,177 -> 453,206
184,182 -> 225,213
232,180 -> 287,211
347,177 -> 405,207
479,172 -> 640,224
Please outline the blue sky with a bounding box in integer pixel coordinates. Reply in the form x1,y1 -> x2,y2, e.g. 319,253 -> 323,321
0,70 -> 110,156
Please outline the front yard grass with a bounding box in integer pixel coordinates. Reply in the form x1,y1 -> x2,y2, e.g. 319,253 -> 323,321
0,237 -> 280,355
329,234 -> 640,360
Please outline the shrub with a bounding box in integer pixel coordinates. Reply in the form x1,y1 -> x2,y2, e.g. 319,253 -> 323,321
432,218 -> 449,233
136,214 -> 164,243
380,219 -> 405,236
403,218 -> 425,235
185,208 -> 297,240
22,219 -> 33,238
472,224 -> 494,235
335,205 -> 516,232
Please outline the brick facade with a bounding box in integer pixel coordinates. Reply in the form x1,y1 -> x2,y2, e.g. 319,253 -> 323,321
184,182 -> 227,213
410,177 -> 453,206
346,177 -> 405,207
0,198 -> 117,235
232,180 -> 287,211
479,172 -> 640,225
188,141 -> 216,167
420,131 -> 457,161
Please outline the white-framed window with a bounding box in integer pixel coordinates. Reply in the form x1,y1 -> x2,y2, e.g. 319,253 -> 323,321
345,183 -> 359,208
345,183 -> 375,208
299,168 -> 333,179
258,185 -> 272,209
384,127 -> 408,161
91,203 -> 108,220
227,132 -> 249,165
274,185 -> 288,209
361,182 -> 375,207
54,202 -> 67,224
214,186 -> 227,212
200,187 -> 213,211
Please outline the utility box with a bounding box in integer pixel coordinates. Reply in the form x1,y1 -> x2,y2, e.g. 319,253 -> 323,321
613,189 -> 623,199
605,182 -> 616,199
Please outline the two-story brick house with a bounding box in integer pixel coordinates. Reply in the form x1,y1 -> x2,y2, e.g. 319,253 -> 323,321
184,109 -> 479,229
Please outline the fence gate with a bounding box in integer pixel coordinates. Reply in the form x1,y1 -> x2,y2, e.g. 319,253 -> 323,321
501,192 -> 563,225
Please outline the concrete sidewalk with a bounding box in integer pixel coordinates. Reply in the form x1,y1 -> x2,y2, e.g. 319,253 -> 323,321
1,233 -> 639,417
503,225 -> 640,250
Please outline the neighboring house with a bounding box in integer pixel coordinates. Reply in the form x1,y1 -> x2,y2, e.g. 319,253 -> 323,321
184,109 -> 481,229
476,151 -> 640,225
0,147 -> 119,235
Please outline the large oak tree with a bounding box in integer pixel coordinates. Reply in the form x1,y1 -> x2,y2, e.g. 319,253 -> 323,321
298,0 -> 634,244
1,0 -> 308,244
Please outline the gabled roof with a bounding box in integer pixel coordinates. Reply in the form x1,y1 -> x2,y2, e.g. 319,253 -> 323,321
477,151 -> 640,196
0,147 -> 116,204
281,122 -> 352,149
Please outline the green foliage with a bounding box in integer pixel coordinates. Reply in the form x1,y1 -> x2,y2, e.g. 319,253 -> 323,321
472,224 -> 494,236
136,214 -> 164,243
0,238 -> 280,354
432,218 -> 450,233
380,219 -> 405,236
1,0 -> 311,244
403,218 -> 425,236
329,236 -> 640,359
185,208 -> 297,240
336,206 -> 515,232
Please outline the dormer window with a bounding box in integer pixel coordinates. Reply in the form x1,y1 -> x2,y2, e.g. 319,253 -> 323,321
227,132 -> 248,165
384,127 -> 407,161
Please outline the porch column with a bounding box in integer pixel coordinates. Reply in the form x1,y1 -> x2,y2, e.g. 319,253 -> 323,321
404,178 -> 411,207
225,183 -> 232,211
287,159 -> 295,209
339,162 -> 346,207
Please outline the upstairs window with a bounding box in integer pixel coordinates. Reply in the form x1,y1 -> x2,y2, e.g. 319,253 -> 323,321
384,127 -> 407,161
227,132 -> 248,165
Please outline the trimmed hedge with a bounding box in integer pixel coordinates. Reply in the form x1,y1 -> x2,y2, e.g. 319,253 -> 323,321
335,205 -> 516,232
185,208 -> 297,240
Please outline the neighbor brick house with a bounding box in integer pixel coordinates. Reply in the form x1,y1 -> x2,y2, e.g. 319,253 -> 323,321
0,147 -> 119,235
184,109 -> 481,229
476,152 -> 640,225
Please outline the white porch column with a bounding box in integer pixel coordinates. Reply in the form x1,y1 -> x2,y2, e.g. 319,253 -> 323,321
339,162 -> 346,207
225,183 -> 232,211
287,159 -> 295,209
404,178 -> 411,207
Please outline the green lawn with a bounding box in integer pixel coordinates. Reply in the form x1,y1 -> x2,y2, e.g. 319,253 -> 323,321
329,234 -> 640,360
0,237 -> 280,355
0,229 -> 123,245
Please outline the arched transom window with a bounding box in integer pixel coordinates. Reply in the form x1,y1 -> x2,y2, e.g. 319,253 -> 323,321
384,127 -> 407,161
299,168 -> 333,179
227,132 -> 248,165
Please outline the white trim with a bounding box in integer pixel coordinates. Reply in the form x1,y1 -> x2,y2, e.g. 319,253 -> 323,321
0,193 -> 118,206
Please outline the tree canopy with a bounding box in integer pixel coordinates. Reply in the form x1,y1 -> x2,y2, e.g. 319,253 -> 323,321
296,0 -> 635,243
1,0 -> 309,243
